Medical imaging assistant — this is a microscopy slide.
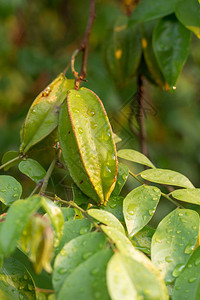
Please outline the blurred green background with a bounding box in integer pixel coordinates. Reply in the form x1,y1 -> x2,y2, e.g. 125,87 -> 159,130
0,0 -> 200,222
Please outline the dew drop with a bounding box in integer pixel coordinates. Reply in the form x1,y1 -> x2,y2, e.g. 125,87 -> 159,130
185,244 -> 194,254
172,264 -> 185,277
165,256 -> 173,263
58,268 -> 67,274
7,184 -> 11,189
80,226 -> 89,235
187,264 -> 192,268
188,277 -> 197,283
88,110 -> 95,117
82,251 -> 92,260
60,248 -> 67,256
175,286 -> 180,290
78,128 -> 83,134
179,213 -> 183,217
149,209 -> 155,216
13,194 -> 18,197
176,230 -> 181,234
109,203 -> 117,209
13,187 -> 18,191
195,257 -> 200,266
91,267 -> 99,275
0,189 -> 6,192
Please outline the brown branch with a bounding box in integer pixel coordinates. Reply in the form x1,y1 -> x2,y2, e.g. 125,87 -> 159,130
64,0 -> 95,88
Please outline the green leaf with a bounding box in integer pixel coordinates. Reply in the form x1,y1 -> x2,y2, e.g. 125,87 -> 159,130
41,198 -> 64,247
151,208 -> 199,284
173,246 -> 200,299
123,185 -> 161,236
54,219 -> 92,255
153,15 -> 191,89
0,175 -> 22,206
1,151 -> 21,171
172,188 -> 200,205
113,133 -> 122,144
141,21 -> 166,89
53,232 -> 108,293
58,87 -> 118,205
111,163 -> 129,197
0,257 -> 35,299
130,0 -> 180,23
175,0 -> 200,39
100,196 -> 125,224
60,207 -> 76,221
131,226 -> 155,255
20,74 -> 74,153
103,16 -> 142,86
0,196 -> 41,255
107,253 -> 168,300
57,248 -> 113,300
88,208 -> 125,234
140,168 -> 194,188
72,183 -> 90,206
118,149 -> 155,168
18,158 -> 46,183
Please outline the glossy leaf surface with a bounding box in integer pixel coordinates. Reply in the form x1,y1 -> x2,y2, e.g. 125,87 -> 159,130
18,158 -> 46,183
151,209 -> 199,283
54,219 -> 92,255
59,87 -> 117,205
130,0 -> 180,23
140,168 -> 194,188
0,196 -> 41,255
20,74 -> 74,153
0,257 -> 35,299
0,175 -> 22,206
53,232 -> 108,292
172,188 -> 200,205
103,15 -> 142,86
100,196 -> 124,224
107,253 -> 168,300
57,248 -> 113,300
88,208 -> 125,234
118,149 -> 155,168
131,226 -> 155,255
123,185 -> 161,236
1,151 -> 21,171
153,16 -> 191,89
175,0 -> 200,39
173,246 -> 200,299
111,163 -> 129,197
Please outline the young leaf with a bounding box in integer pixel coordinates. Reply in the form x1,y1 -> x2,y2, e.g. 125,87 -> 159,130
53,232 -> 108,293
172,188 -> 200,205
130,0 -> 180,23
141,21 -> 166,89
41,198 -> 64,246
118,149 -> 155,168
151,208 -> 199,284
123,185 -> 161,236
0,257 -> 35,299
101,226 -> 168,297
111,163 -> 129,197
175,0 -> 200,39
57,248 -> 113,300
173,246 -> 200,299
140,168 -> 194,188
107,253 -> 168,300
131,226 -> 155,255
1,151 -> 21,171
100,196 -> 125,224
88,208 -> 125,234
0,196 -> 41,255
54,219 -> 92,255
153,15 -> 191,89
18,158 -> 46,183
0,175 -> 22,206
20,74 -> 74,153
124,190 -> 159,236
58,87 -> 118,205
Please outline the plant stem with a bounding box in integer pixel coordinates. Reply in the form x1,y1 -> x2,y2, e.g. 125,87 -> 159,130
0,155 -> 23,171
29,181 -> 43,197
129,169 -> 184,208
40,149 -> 60,194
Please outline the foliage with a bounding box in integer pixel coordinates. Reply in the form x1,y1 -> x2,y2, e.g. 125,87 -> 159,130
0,0 -> 200,299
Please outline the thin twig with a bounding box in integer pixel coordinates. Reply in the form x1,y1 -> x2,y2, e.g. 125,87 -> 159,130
0,154 -> 24,171
66,0 -> 95,88
29,180 -> 43,197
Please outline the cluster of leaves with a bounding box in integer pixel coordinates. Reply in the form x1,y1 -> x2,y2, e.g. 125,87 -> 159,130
0,67 -> 200,300
104,0 -> 200,90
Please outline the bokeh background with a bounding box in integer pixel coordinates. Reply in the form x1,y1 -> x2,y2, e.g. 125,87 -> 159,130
1,0 -> 200,223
